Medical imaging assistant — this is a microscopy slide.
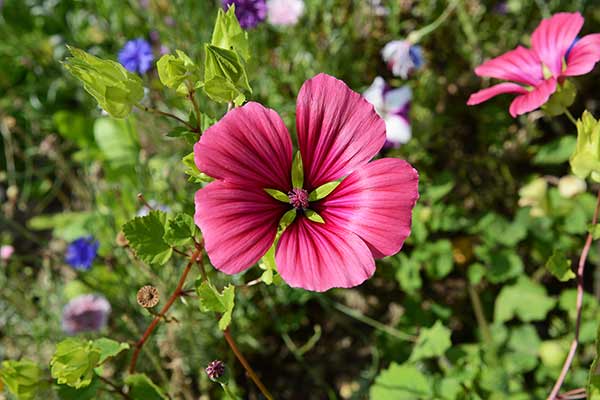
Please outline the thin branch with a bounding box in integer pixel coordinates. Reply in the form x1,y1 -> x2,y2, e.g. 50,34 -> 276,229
136,104 -> 198,132
137,193 -> 154,211
547,189 -> 600,400
129,248 -> 202,374
99,376 -> 131,400
188,89 -> 202,132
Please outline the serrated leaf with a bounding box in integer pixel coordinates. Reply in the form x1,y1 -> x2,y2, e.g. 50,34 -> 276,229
369,363 -> 432,399
545,249 -> 575,282
93,338 -> 130,365
122,211 -> 173,265
308,180 -> 341,201
0,360 -> 45,400
305,209 -> 324,223
125,374 -> 167,400
163,213 -> 196,247
494,277 -> 556,323
196,281 -> 236,330
291,151 -> 304,188
409,320 -> 452,361
50,339 -> 100,389
264,188 -> 290,203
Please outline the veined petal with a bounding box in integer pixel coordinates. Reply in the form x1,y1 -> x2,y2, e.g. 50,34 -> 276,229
194,102 -> 293,191
564,33 -> 600,76
317,158 -> 419,258
531,12 -> 584,77
509,78 -> 557,117
384,115 -> 411,144
195,181 -> 287,274
296,73 -> 386,191
275,217 -> 375,292
475,46 -> 542,86
467,82 -> 529,106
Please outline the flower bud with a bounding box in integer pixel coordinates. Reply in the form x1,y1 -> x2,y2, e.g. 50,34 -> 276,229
558,175 -> 587,198
137,285 -> 160,308
205,360 -> 226,381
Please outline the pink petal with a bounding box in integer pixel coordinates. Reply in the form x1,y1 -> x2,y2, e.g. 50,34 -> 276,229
467,82 -> 529,106
474,46 -> 542,86
564,34 -> 600,76
194,102 -> 293,191
531,12 -> 584,77
275,217 -> 375,292
195,181 -> 287,274
316,158 -> 419,258
509,78 -> 557,117
296,73 -> 386,191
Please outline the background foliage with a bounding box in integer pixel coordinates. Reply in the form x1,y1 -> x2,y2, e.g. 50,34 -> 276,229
2,0 -> 600,399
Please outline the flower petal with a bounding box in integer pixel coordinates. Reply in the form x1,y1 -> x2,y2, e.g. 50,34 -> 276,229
362,76 -> 386,111
194,102 -> 293,191
195,181 -> 287,274
467,82 -> 529,106
509,78 -> 557,117
531,12 -> 584,76
275,217 -> 375,292
474,46 -> 542,86
317,158 -> 419,258
384,115 -> 411,144
383,85 -> 412,113
296,73 -> 386,191
564,34 -> 600,76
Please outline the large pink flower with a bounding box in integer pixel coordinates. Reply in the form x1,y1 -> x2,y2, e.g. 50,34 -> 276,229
468,12 -> 600,117
194,74 -> 419,292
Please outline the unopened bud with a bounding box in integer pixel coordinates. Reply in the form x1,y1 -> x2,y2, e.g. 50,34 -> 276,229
205,360 -> 225,381
137,285 -> 160,308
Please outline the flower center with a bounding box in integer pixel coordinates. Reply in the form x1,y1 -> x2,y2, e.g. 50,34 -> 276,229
288,188 -> 309,209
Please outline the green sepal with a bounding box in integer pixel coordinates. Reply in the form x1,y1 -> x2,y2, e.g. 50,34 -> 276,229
182,152 -> 214,183
308,180 -> 341,201
211,5 -> 250,61
63,46 -> 144,118
542,80 -> 577,117
279,209 -> 297,230
570,111 -> 600,182
305,209 -> 324,224
291,151 -> 304,188
156,50 -> 201,95
264,188 -> 290,203
195,280 -> 236,331
203,44 -> 251,105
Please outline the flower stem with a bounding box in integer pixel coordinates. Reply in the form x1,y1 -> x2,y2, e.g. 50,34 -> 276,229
408,0 -> 458,44
547,189 -> 600,400
99,376 -> 131,400
129,248 -> 202,374
188,88 -> 202,133
565,109 -> 578,126
136,104 -> 198,132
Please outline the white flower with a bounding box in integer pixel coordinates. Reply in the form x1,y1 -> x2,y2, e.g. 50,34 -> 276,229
558,175 -> 587,198
363,77 -> 412,145
381,40 -> 423,79
267,0 -> 305,26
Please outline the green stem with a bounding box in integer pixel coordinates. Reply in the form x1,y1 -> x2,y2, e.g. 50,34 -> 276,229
408,0 -> 458,43
220,383 -> 241,400
467,283 -> 497,363
565,109 -> 578,126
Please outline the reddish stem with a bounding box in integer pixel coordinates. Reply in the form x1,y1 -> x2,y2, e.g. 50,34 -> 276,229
547,190 -> 600,400
129,248 -> 202,373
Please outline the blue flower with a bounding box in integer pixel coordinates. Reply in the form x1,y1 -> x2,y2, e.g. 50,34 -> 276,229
118,38 -> 154,74
65,236 -> 99,270
222,0 -> 267,30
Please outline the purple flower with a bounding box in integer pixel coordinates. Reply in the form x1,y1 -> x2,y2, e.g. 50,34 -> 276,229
65,236 -> 99,270
118,38 -> 154,74
222,0 -> 267,29
205,360 -> 226,380
62,294 -> 111,334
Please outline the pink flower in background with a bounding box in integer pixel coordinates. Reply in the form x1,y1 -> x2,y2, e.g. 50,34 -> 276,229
267,0 -> 304,26
62,294 -> 111,334
468,12 -> 600,117
363,76 -> 412,146
0,245 -> 14,261
194,73 -> 419,292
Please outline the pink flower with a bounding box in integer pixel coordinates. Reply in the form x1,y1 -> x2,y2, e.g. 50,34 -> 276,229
0,245 -> 14,261
468,12 -> 600,117
62,294 -> 111,334
267,0 -> 304,26
194,74 -> 419,292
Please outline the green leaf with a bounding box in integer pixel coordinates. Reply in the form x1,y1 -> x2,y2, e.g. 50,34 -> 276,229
542,79 -> 577,117
494,277 -> 556,323
55,375 -> 100,400
264,188 -> 290,203
203,75 -> 247,105
291,151 -> 304,188
93,117 -> 139,169
410,320 -> 452,361
203,44 -> 251,104
122,211 -> 173,265
63,46 -> 144,118
156,50 -> 201,94
533,136 -> 577,165
93,338 -> 130,365
53,111 -> 95,148
545,249 -> 575,282
279,209 -> 297,230
125,374 -> 167,400
259,243 -> 277,285
0,360 -> 45,400
50,338 -> 100,389
369,363 -> 432,399
589,323 -> 600,399
571,111 -> 600,182
308,180 -> 341,201
163,212 -> 196,247
182,152 -> 214,183
304,209 -> 324,224
211,5 -> 250,60
196,281 -> 236,330
422,240 -> 454,280
590,224 -> 600,240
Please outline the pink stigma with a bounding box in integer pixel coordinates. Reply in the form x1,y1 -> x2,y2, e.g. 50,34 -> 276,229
288,188 -> 309,209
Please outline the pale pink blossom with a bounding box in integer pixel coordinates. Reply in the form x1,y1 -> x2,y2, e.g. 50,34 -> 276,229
267,0 -> 304,26
0,245 -> 14,260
